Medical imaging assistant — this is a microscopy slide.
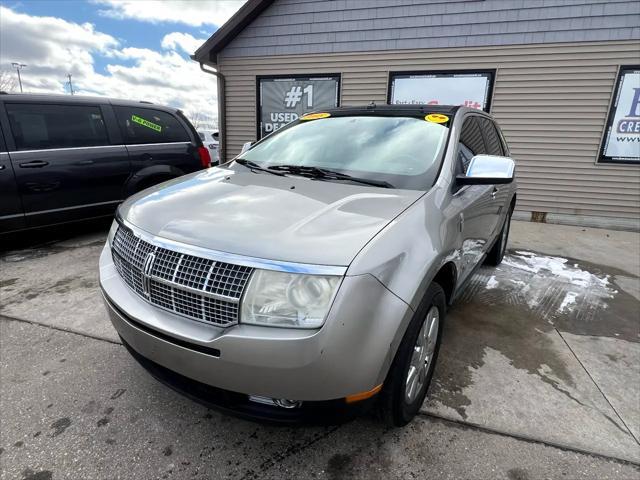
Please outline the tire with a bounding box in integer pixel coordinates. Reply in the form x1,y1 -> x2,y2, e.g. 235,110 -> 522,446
379,282 -> 446,427
485,207 -> 512,266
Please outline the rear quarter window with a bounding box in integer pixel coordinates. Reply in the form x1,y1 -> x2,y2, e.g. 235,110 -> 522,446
477,117 -> 504,156
6,103 -> 109,150
114,106 -> 190,145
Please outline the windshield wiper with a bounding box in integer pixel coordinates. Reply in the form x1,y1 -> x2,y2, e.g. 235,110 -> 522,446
235,158 -> 285,176
268,165 -> 393,188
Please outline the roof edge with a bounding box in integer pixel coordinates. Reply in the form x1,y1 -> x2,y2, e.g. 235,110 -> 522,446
192,0 -> 274,65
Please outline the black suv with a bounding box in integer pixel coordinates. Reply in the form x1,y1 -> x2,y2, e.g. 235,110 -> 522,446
0,94 -> 211,233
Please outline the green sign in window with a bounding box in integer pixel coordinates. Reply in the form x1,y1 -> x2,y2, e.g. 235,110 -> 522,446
131,114 -> 162,132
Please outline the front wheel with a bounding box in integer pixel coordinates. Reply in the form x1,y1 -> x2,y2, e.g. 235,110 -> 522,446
379,282 -> 446,427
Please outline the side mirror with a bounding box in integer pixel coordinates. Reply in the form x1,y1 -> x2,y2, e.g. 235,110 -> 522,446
240,141 -> 253,154
456,155 -> 515,185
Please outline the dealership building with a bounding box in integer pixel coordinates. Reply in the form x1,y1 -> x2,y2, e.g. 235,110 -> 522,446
193,0 -> 640,230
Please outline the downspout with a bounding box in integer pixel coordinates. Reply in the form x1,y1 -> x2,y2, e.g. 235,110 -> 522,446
199,62 -> 226,163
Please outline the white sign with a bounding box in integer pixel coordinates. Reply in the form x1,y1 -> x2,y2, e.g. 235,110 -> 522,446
389,71 -> 494,111
600,67 -> 640,163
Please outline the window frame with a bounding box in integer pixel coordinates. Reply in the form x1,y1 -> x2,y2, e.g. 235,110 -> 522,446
113,106 -> 190,146
387,69 -> 497,113
4,102 -> 112,152
255,73 -> 341,140
598,65 -> 640,165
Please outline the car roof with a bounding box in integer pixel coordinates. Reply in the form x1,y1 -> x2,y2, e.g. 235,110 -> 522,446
313,104 -> 485,119
0,92 -> 180,113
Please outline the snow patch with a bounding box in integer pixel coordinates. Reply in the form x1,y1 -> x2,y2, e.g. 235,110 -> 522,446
496,251 -> 615,318
559,292 -> 578,313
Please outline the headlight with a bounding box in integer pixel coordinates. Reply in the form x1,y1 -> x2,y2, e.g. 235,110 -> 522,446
241,270 -> 342,329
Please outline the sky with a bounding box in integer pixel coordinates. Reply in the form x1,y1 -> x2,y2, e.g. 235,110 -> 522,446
0,0 -> 247,130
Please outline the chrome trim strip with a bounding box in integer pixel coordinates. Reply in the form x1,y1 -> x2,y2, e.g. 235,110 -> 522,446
119,218 -> 348,276
7,141 -> 190,155
8,145 -> 127,155
149,274 -> 240,304
24,200 -> 121,216
125,142 -> 191,148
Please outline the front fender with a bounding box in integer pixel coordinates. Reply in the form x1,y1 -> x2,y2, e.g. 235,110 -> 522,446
347,184 -> 463,312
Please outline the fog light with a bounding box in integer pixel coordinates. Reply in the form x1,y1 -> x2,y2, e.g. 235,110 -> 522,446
273,398 -> 302,409
248,395 -> 302,409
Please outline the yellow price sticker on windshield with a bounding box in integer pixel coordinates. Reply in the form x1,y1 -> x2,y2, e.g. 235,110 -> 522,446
300,112 -> 331,121
425,113 -> 449,124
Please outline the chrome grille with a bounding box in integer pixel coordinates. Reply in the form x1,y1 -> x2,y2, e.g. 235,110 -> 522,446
111,224 -> 253,327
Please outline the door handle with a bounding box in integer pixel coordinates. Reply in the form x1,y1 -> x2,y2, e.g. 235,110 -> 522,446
0,165 -> 5,170
19,160 -> 49,168
76,160 -> 94,165
141,153 -> 153,161
491,187 -> 499,199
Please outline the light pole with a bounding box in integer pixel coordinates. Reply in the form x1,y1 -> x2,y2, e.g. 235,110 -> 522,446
11,63 -> 26,93
67,73 -> 74,95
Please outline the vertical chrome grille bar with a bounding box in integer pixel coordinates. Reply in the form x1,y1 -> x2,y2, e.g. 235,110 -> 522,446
170,254 -> 184,312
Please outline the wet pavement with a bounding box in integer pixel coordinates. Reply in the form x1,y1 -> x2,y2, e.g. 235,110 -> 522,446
1,221 -> 639,479
425,250 -> 640,461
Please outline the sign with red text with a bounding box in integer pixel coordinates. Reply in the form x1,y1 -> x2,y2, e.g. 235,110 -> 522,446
389,71 -> 495,112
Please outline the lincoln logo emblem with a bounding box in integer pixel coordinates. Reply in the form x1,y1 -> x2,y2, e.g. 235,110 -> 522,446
142,251 -> 156,296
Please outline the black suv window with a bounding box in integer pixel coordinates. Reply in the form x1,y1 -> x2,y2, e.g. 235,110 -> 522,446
114,106 -> 189,145
458,117 -> 486,174
6,103 -> 109,151
477,117 -> 504,156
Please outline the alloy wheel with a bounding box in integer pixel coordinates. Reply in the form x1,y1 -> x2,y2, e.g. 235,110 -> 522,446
405,305 -> 440,403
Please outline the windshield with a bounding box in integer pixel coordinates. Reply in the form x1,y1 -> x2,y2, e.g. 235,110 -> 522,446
237,115 -> 449,190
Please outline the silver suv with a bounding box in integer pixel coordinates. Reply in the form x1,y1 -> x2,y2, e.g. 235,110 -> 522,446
99,105 -> 516,425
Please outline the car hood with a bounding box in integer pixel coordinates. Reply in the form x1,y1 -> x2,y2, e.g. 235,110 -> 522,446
119,167 -> 424,266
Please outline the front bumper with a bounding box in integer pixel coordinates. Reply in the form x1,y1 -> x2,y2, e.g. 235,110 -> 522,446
99,243 -> 413,402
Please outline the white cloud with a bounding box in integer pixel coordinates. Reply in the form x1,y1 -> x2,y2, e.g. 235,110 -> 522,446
0,6 -> 218,130
161,32 -> 204,56
94,0 -> 246,27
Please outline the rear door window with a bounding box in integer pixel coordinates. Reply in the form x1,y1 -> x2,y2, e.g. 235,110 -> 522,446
6,103 -> 109,150
114,106 -> 189,145
458,117 -> 487,174
477,117 -> 504,156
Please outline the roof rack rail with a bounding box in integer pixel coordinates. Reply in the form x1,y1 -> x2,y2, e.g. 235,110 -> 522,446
139,100 -> 154,104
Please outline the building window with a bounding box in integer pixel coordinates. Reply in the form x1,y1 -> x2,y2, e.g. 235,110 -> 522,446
598,65 -> 640,164
256,74 -> 340,139
388,70 -> 496,112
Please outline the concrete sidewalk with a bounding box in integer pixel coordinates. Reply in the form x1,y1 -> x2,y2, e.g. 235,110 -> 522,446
1,220 -> 639,478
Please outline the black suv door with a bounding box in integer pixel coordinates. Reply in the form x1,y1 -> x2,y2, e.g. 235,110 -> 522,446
113,106 -> 200,192
0,121 -> 25,233
4,102 -> 130,228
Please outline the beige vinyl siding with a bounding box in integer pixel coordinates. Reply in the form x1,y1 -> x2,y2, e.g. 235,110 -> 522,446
219,40 -> 640,220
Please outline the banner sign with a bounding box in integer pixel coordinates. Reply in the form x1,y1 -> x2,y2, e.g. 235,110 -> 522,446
599,66 -> 640,164
388,70 -> 495,112
257,75 -> 340,138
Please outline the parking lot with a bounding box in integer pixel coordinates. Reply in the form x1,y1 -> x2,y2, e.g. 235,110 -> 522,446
1,220 -> 639,480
